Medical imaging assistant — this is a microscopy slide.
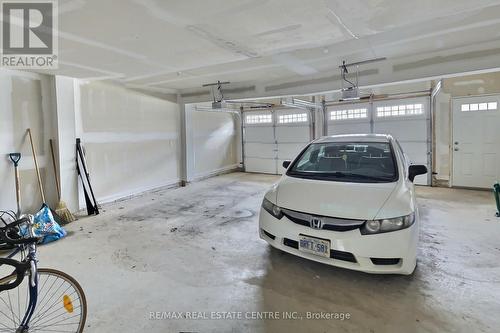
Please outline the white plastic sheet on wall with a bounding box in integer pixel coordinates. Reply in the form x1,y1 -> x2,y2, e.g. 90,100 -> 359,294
191,111 -> 238,179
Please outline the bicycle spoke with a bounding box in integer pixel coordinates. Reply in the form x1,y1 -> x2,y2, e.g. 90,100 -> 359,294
0,295 -> 18,327
30,328 -> 75,333
30,280 -> 65,323
17,282 -> 20,328
0,269 -> 86,333
31,292 -> 80,327
7,290 -> 19,326
31,322 -> 82,332
31,303 -> 81,327
36,273 -> 52,306
31,301 -> 81,328
31,313 -> 81,330
0,318 -> 16,330
0,305 -> 17,325
31,284 -> 74,325
34,276 -> 61,316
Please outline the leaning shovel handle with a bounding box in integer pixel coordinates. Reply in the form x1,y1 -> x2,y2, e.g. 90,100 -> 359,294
27,128 -> 46,203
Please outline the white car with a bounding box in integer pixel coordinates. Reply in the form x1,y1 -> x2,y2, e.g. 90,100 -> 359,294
258,134 -> 427,275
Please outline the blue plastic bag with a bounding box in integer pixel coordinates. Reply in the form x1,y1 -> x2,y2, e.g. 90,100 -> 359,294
31,205 -> 67,244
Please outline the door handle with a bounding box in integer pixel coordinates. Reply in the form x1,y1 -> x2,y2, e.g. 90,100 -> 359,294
454,141 -> 459,145
454,148 -> 459,151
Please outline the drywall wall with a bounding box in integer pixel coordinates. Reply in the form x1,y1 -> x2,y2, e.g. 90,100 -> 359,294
443,72 -> 500,97
433,71 -> 500,185
75,81 -> 181,203
0,69 -> 58,214
433,89 -> 452,184
54,76 -> 79,212
191,110 -> 239,179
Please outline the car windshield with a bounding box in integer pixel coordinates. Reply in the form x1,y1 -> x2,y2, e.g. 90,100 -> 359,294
287,141 -> 398,183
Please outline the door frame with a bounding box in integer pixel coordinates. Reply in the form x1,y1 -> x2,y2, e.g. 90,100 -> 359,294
450,94 -> 500,188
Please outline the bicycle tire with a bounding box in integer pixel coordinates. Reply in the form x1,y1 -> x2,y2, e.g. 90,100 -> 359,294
0,268 -> 87,332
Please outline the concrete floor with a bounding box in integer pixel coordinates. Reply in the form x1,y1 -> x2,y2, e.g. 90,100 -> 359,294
36,172 -> 500,333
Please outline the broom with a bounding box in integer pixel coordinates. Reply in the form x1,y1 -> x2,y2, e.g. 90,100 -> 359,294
27,129 -> 66,226
50,139 -> 75,223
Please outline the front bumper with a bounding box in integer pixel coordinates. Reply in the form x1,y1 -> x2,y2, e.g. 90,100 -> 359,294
259,208 -> 417,275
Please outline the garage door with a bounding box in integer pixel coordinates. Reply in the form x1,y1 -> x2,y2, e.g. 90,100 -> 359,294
327,102 -> 371,135
326,97 -> 430,185
243,109 -> 311,174
452,95 -> 500,188
275,109 -> 311,174
243,111 -> 276,174
373,97 -> 430,185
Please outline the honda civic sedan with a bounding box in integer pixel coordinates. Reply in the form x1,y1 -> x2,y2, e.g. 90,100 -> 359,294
258,134 -> 427,275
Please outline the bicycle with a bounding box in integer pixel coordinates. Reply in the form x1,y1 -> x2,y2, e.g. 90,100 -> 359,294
0,212 -> 87,332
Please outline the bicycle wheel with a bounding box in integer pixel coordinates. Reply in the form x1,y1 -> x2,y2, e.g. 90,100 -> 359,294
0,268 -> 87,332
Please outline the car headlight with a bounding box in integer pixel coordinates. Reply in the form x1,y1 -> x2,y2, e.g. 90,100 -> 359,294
361,212 -> 415,235
262,198 -> 283,219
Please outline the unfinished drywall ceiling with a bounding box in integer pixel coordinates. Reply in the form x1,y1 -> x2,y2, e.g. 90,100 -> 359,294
36,0 -> 500,100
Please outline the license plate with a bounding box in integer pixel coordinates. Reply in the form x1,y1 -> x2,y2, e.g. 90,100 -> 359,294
298,235 -> 330,258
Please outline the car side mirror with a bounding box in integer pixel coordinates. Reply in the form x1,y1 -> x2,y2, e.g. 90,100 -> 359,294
408,165 -> 427,182
282,160 -> 291,169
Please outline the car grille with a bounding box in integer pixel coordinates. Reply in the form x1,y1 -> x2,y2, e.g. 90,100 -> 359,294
370,258 -> 401,265
283,238 -> 357,263
281,208 -> 365,232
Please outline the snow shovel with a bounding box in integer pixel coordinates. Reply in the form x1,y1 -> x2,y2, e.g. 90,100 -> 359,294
8,153 -> 21,217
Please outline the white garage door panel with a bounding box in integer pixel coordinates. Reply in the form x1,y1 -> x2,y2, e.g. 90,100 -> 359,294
275,110 -> 310,175
373,119 -> 427,141
396,142 -> 427,164
327,102 -> 371,136
244,126 -> 274,142
277,143 -> 306,160
327,98 -> 430,185
245,143 -> 276,159
277,143 -> 307,175
243,109 -> 311,175
275,126 -> 310,142
328,122 -> 370,135
373,97 -> 430,185
245,158 -> 276,174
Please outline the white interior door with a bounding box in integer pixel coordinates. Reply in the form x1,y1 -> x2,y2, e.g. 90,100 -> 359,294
275,109 -> 311,174
452,96 -> 500,188
243,111 -> 276,174
373,97 -> 430,185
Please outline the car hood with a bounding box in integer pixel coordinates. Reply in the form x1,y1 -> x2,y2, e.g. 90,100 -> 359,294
275,176 -> 399,220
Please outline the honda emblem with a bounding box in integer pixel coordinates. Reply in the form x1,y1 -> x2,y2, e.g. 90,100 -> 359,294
310,217 -> 323,229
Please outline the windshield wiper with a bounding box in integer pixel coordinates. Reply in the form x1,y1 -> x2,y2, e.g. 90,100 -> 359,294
341,173 -> 392,181
288,170 -> 393,182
